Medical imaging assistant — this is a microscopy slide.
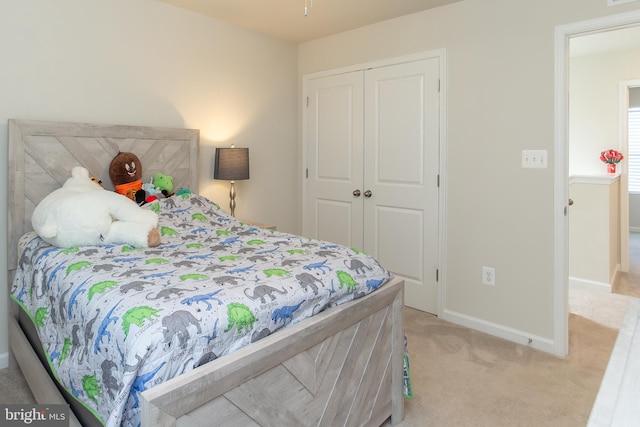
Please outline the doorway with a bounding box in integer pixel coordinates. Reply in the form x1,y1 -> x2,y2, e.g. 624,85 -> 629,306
567,36 -> 640,288
555,10 -> 640,356
615,84 -> 640,297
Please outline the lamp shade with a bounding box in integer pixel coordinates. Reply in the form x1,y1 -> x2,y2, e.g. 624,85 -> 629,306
214,147 -> 250,181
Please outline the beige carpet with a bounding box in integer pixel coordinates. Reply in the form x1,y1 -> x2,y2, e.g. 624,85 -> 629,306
569,282 -> 631,329
0,363 -> 35,404
385,238 -> 639,426
394,311 -> 621,426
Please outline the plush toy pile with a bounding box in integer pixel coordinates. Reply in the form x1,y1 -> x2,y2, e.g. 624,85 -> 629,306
110,152 -> 178,204
142,173 -> 175,202
31,166 -> 161,248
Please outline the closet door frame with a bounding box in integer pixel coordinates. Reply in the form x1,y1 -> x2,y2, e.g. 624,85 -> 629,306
302,49 -> 448,316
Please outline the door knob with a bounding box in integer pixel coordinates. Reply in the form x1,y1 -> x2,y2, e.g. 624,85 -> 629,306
568,198 -> 574,206
364,190 -> 372,198
353,189 -> 361,197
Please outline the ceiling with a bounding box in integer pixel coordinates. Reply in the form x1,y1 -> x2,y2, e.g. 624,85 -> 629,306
571,25 -> 640,57
155,0 -> 463,43
155,1 -> 640,52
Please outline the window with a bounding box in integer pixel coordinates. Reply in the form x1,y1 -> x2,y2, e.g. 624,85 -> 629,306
628,107 -> 640,193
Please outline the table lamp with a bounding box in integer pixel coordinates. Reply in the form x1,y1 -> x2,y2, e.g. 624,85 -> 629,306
214,145 -> 250,217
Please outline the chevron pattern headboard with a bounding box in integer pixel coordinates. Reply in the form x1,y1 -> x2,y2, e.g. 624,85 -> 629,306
7,119 -> 199,270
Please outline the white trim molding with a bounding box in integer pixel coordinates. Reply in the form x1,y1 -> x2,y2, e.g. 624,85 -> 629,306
569,174 -> 621,185
569,276 -> 612,290
608,0 -> 638,7
442,309 -> 555,354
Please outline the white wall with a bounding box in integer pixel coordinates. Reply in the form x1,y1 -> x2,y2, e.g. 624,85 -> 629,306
570,49 -> 640,175
0,0 -> 297,366
298,0 -> 640,347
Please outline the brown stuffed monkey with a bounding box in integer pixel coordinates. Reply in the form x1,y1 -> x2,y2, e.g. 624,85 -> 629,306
109,151 -> 147,205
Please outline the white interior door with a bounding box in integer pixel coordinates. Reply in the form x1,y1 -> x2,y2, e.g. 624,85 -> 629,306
305,71 -> 364,249
363,59 -> 440,314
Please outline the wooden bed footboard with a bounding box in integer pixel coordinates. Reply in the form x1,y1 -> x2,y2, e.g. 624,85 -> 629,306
141,277 -> 405,427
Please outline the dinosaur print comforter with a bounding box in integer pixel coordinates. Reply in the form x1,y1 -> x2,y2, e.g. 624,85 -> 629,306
10,194 -> 393,427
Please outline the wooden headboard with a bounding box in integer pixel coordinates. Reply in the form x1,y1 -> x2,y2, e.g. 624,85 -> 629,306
7,119 -> 200,270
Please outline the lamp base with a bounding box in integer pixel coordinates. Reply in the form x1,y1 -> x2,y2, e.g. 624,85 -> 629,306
229,181 -> 236,217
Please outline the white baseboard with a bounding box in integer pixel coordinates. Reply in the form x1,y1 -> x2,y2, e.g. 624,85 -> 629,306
569,276 -> 611,290
0,351 -> 8,369
441,309 -> 556,355
611,263 -> 621,287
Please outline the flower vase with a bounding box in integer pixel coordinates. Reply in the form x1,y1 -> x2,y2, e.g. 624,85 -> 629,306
607,163 -> 617,174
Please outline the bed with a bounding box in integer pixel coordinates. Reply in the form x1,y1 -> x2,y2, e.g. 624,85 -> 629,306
7,119 -> 406,427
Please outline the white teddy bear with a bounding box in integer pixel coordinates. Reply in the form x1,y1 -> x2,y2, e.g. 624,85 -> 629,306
31,166 -> 161,248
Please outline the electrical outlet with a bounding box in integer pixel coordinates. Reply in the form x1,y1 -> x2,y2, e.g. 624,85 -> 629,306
482,267 -> 495,286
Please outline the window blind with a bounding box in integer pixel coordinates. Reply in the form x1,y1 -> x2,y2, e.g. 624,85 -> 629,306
628,107 -> 640,193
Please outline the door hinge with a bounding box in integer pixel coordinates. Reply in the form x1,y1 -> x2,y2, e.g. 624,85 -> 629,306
437,174 -> 440,188
436,269 -> 439,282
306,168 -> 309,179
306,96 -> 309,107
437,79 -> 441,92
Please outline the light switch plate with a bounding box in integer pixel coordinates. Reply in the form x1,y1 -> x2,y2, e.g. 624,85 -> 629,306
522,150 -> 548,169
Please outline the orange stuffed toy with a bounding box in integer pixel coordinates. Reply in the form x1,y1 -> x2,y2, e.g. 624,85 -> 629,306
109,152 -> 147,205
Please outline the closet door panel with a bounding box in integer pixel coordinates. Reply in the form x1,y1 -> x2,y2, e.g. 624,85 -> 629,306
306,71 -> 364,249
376,206 -> 424,281
315,199 -> 354,249
376,75 -> 424,185
364,58 -> 440,314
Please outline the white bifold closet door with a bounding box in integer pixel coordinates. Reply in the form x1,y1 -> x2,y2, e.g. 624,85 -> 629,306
305,57 -> 440,314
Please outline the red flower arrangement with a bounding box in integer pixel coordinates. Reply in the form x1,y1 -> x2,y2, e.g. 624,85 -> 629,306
600,149 -> 624,164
